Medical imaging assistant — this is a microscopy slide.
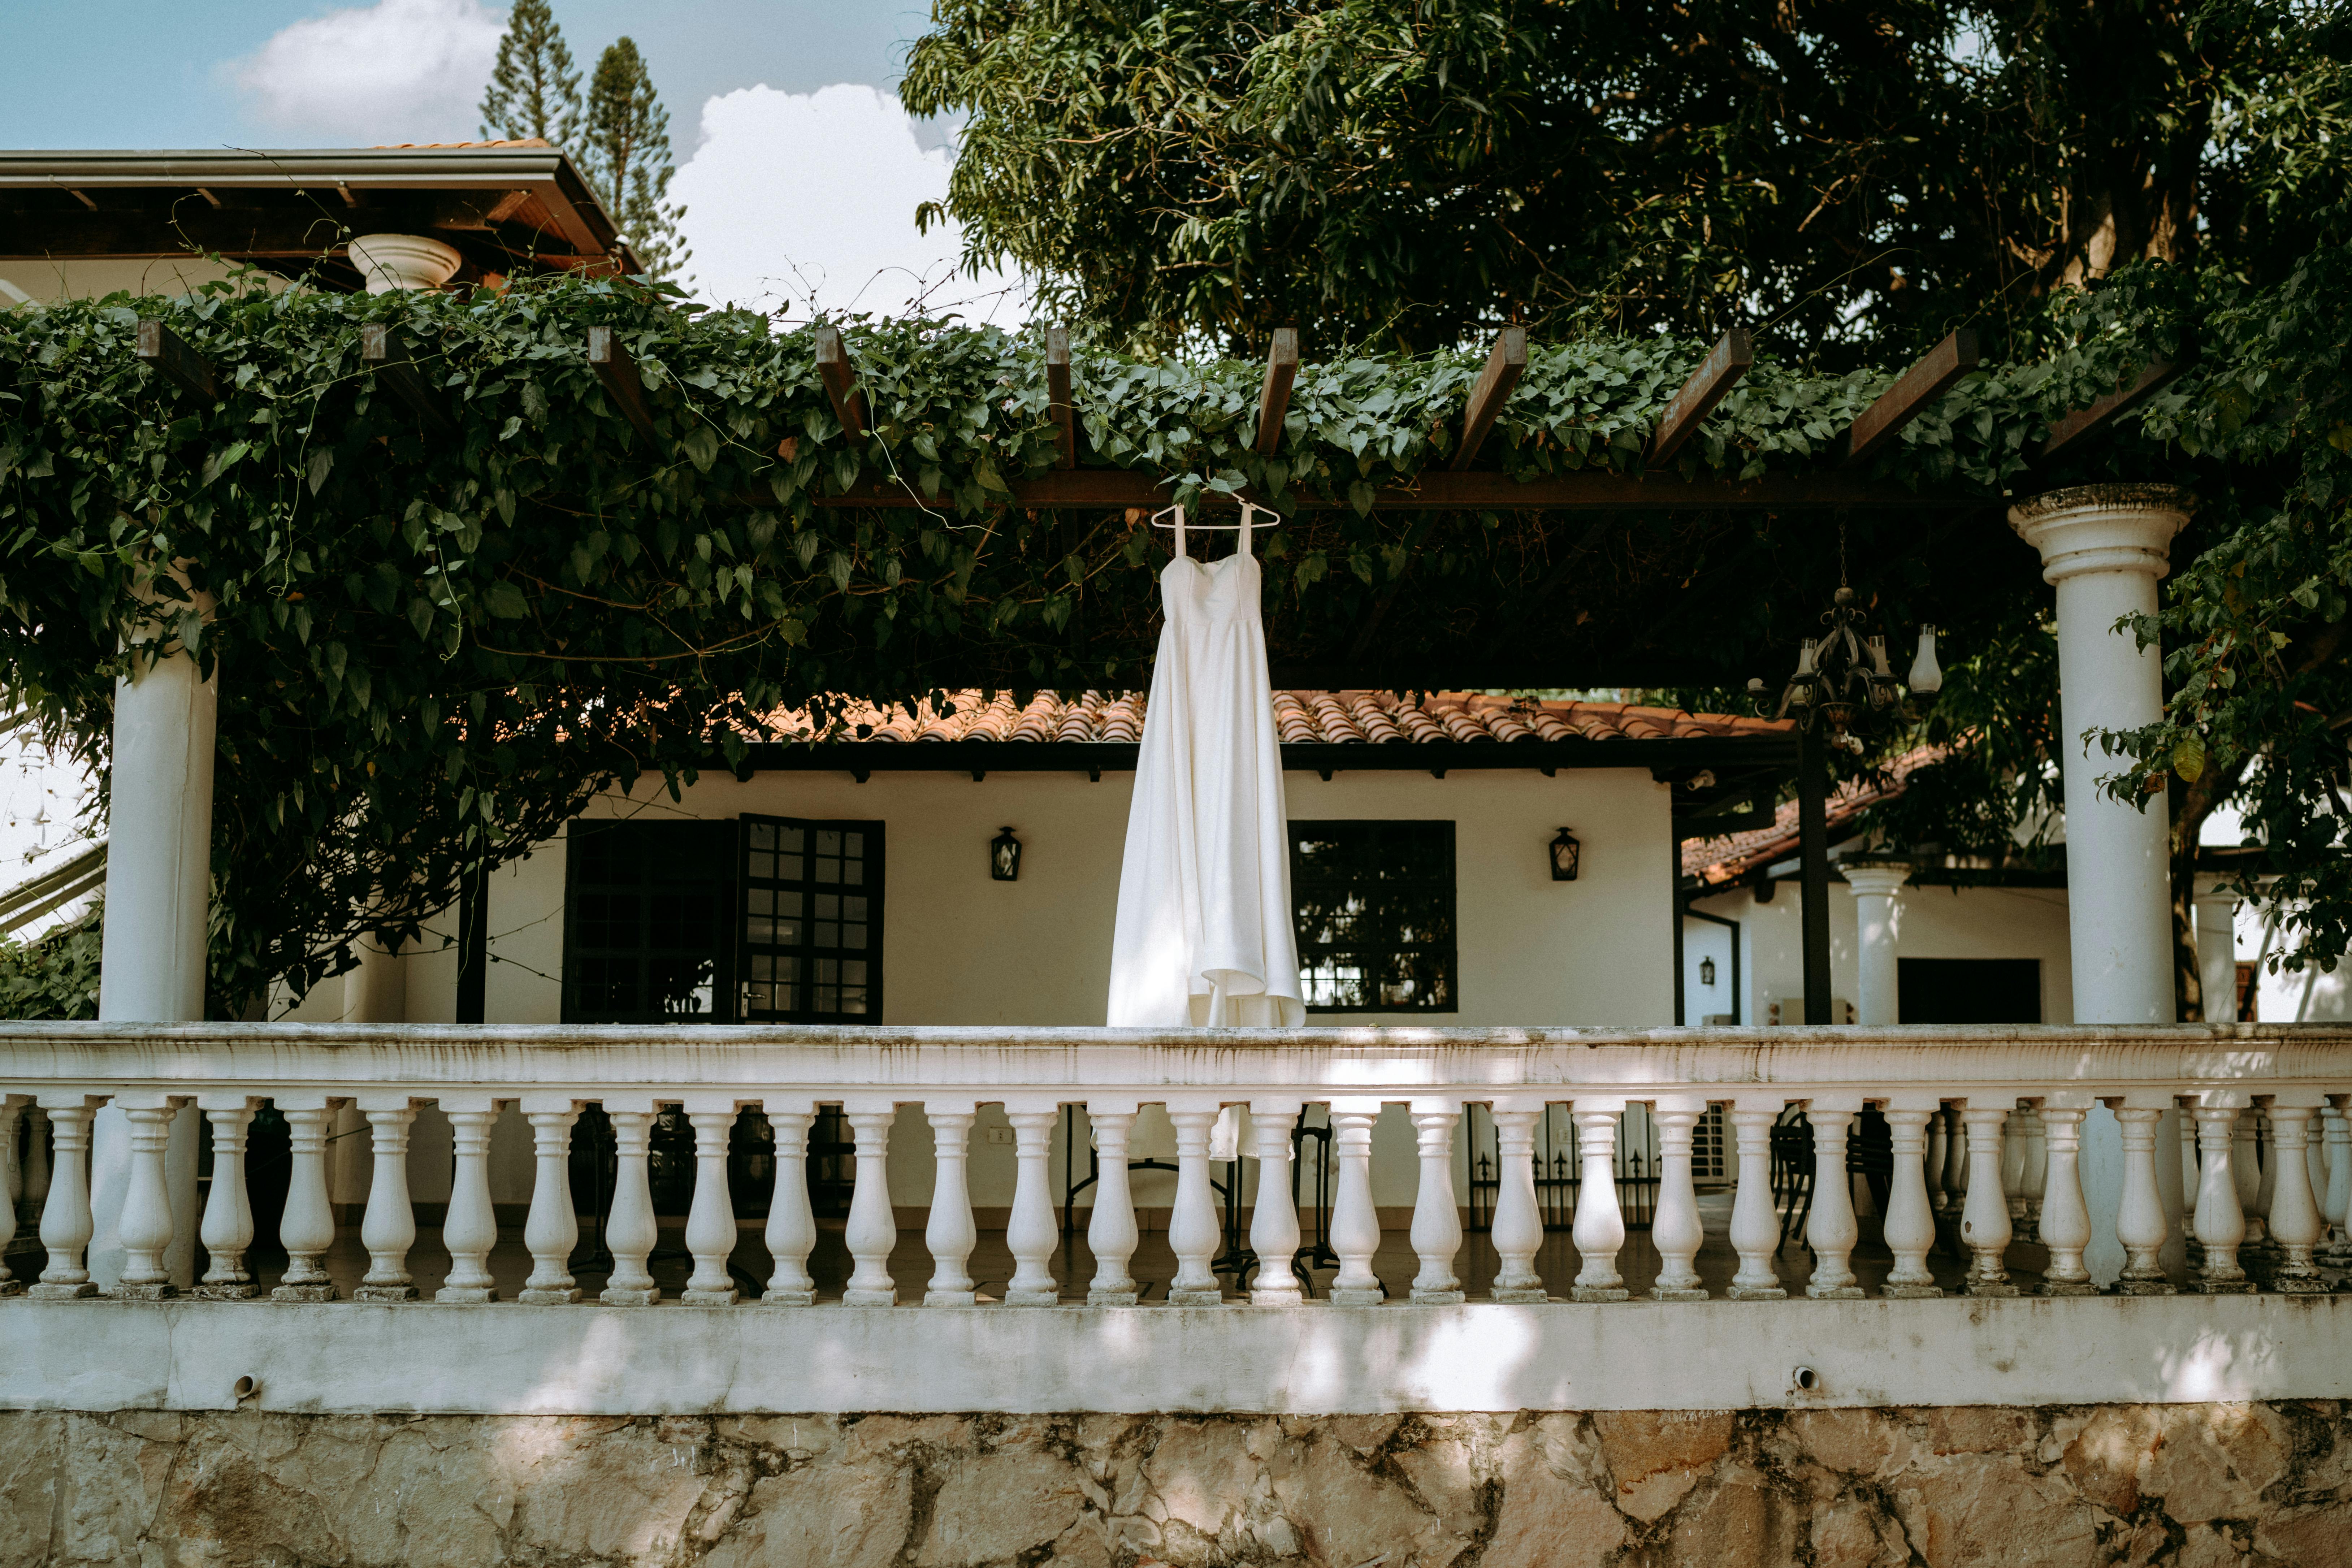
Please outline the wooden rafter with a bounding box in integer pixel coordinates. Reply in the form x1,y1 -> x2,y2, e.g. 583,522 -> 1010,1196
1451,327 -> 1526,471
360,325 -> 454,433
586,325 -> 656,439
1045,325 -> 1075,469
1842,329 -> 1979,467
1647,330 -> 1753,465
134,319 -> 215,402
814,325 -> 868,439
2040,354 -> 2189,459
1256,328 -> 1299,455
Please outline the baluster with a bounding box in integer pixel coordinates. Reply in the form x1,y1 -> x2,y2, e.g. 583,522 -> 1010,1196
2036,1099 -> 2097,1295
1726,1102 -> 1786,1300
1998,1105 -> 2032,1241
29,1097 -> 99,1298
1801,1098 -> 1863,1298
2254,1108 -> 2281,1252
682,1103 -> 741,1305
2110,1104 -> 2177,1295
112,1096 -> 182,1299
1649,1098 -> 1707,1301
1958,1104 -> 2018,1296
762,1102 -> 817,1307
2232,1108 -> 2267,1249
2265,1101 -> 2327,1292
1002,1103 -> 1060,1306
1925,1106 -> 1951,1218
271,1100 -> 339,1302
2322,1102 -> 2352,1265
0,1097 -> 22,1296
2179,1107 -> 2204,1256
1879,1102 -> 1943,1297
1940,1104 -> 1969,1236
1085,1100 -> 1141,1306
923,1100 -> 979,1306
1569,1104 -> 1629,1302
2189,1099 -> 2256,1293
1249,1101 -> 1306,1305
1327,1100 -> 1385,1306
1166,1104 -> 1225,1305
1490,1103 -> 1549,1303
518,1103 -> 583,1305
2019,1103 -> 2049,1243
436,1097 -> 501,1304
1405,1101 -> 1463,1304
355,1100 -> 420,1302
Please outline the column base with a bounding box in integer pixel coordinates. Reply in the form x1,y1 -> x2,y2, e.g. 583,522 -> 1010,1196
1491,1287 -> 1551,1304
2271,1274 -> 2331,1295
1411,1288 -> 1467,1305
1569,1286 -> 1629,1303
1881,1282 -> 1945,1299
111,1282 -> 178,1301
2040,1280 -> 2100,1297
193,1282 -> 259,1301
1646,1288 -> 1709,1303
925,1290 -> 979,1307
29,1281 -> 97,1300
2189,1277 -> 2259,1295
1252,1288 -> 1309,1306
1086,1289 -> 1140,1307
1965,1281 -> 2022,1298
435,1286 -> 499,1304
1806,1283 -> 1865,1300
680,1288 -> 740,1308
2111,1279 -> 2177,1296
1165,1289 -> 1228,1307
517,1286 -> 584,1306
353,1283 -> 418,1303
270,1282 -> 337,1304
1331,1287 -> 1387,1307
761,1290 -> 815,1308
1727,1284 -> 1786,1301
845,1288 -> 902,1307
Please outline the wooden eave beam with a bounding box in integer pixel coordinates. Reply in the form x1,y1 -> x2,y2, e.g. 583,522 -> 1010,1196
1841,328 -> 1979,467
2040,355 -> 2188,459
135,319 -> 215,402
1647,329 -> 1753,465
1045,325 -> 1075,469
815,325 -> 868,439
587,325 -> 657,438
360,324 -> 454,433
1450,326 -> 1526,471
1256,328 -> 1299,455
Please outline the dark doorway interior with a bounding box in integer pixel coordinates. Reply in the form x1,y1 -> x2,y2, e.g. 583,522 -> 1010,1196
1897,958 -> 2043,1024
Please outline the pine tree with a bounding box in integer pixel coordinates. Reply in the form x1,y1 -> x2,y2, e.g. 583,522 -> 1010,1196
477,0 -> 580,146
580,37 -> 690,283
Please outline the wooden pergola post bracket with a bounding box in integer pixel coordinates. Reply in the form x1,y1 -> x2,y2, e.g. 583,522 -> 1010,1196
1841,329 -> 1980,467
815,325 -> 869,440
587,326 -> 657,439
135,320 -> 216,403
1451,326 -> 1527,471
2040,351 -> 2191,459
1045,326 -> 1075,469
1647,329 -> 1753,465
360,325 -> 455,433
1256,328 -> 1299,456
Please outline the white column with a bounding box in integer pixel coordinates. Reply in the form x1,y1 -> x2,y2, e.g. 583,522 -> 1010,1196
1490,1103 -> 1549,1303
29,1099 -> 99,1299
354,1100 -> 420,1301
194,1099 -> 256,1299
762,1103 -> 817,1307
113,1096 -> 183,1299
2037,1098 -> 2098,1295
1726,1101 -> 1786,1300
923,1101 -> 979,1307
1407,1101 -> 1464,1304
1249,1101 -> 1305,1305
1841,864 -> 1910,1026
517,1104 -> 582,1305
681,1104 -> 740,1306
1084,1101 -> 1142,1306
1804,1098 -> 1864,1298
1001,1103 -> 1060,1306
2193,875 -> 2239,1021
2012,486 -> 2190,1282
2323,1101 -> 2352,1264
436,1097 -> 501,1304
2267,1100 -> 2327,1292
271,1100 -> 339,1301
1879,1101 -> 1942,1297
2111,1102 -> 2177,1294
1959,1104 -> 2019,1296
1649,1097 -> 1707,1301
1165,1104 -> 1226,1306
2189,1099 -> 2255,1293
1569,1105 -> 1629,1302
1327,1101 -> 1385,1306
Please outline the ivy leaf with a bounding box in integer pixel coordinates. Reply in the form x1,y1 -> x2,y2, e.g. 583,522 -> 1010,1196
484,581 -> 530,619
2172,733 -> 2206,783
201,443 -> 249,487
306,449 -> 334,495
682,425 -> 720,473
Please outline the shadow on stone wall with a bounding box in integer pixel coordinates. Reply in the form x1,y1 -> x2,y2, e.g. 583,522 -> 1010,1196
0,1402 -> 2346,1565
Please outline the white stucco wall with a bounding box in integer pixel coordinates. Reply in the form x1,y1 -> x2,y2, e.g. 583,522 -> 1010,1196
1,257 -> 280,307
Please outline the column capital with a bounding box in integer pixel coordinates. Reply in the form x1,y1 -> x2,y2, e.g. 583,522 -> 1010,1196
346,233 -> 462,293
2008,484 -> 2193,584
1840,862 -> 1912,898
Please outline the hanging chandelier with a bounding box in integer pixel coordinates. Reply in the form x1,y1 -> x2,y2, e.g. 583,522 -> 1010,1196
1749,586 -> 1941,746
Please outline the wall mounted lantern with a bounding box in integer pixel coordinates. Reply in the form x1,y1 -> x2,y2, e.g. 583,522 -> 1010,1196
989,826 -> 1023,882
1700,956 -> 1718,987
1548,827 -> 1581,882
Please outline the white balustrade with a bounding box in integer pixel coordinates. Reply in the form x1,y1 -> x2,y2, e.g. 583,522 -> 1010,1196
2191,1099 -> 2255,1294
2266,1100 -> 2326,1292
682,1104 -> 741,1306
1959,1104 -> 2018,1296
437,1098 -> 501,1304
2112,1103 -> 2178,1295
762,1104 -> 817,1307
1251,1101 -> 1306,1305
1879,1102 -> 1941,1298
271,1099 -> 338,1303
1084,1102 -> 1141,1306
1001,1104 -> 1059,1306
1725,1103 -> 1786,1300
31,1097 -> 98,1299
1925,1106 -> 1950,1220
114,1095 -> 181,1299
0,1097 -> 23,1298
2235,1107 -> 2269,1249
355,1101 -> 420,1302
1569,1105 -> 1629,1302
195,1099 -> 257,1299
2015,1104 -> 2048,1242
517,1104 -> 581,1305
1165,1104 -> 1226,1306
1805,1099 -> 1863,1299
600,1104 -> 661,1306
2036,1099 -> 2097,1295
924,1101 -> 979,1307
1648,1098 -> 1706,1301
1488,1104 -> 1548,1303
2323,1103 -> 2352,1264
1407,1102 -> 1464,1304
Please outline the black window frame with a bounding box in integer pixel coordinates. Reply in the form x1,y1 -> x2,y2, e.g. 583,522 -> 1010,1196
1288,819 -> 1457,1014
560,819 -> 740,1025
736,814 -> 885,1024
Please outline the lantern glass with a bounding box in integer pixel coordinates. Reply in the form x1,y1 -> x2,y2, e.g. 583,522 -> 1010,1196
989,827 -> 1022,882
1700,956 -> 1717,987
1548,827 -> 1581,882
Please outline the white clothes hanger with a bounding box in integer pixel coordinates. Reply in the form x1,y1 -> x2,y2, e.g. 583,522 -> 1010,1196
1152,501 -> 1282,560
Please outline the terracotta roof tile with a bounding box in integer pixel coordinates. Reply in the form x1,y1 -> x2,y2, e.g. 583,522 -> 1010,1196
1682,745 -> 1939,884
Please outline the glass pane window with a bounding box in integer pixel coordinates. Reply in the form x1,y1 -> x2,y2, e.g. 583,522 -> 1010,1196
1289,820 -> 1456,1013
563,821 -> 737,1024
738,815 -> 883,1023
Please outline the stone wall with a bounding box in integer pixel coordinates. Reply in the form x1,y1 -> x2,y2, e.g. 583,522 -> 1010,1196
1,1403 -> 2346,1567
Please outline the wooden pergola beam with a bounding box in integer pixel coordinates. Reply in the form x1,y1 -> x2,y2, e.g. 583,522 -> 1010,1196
1450,326 -> 1526,471
1841,329 -> 1979,467
135,319 -> 215,402
587,326 -> 656,438
1647,329 -> 1753,465
2040,355 -> 2188,459
360,324 -> 454,433
1045,325 -> 1075,469
814,325 -> 868,440
1256,328 -> 1299,456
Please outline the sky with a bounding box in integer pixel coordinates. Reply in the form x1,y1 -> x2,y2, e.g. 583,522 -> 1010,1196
0,1 -> 1020,320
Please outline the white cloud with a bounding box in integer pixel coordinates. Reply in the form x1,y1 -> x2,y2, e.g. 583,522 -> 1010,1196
672,84 -> 1025,325
230,0 -> 503,146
